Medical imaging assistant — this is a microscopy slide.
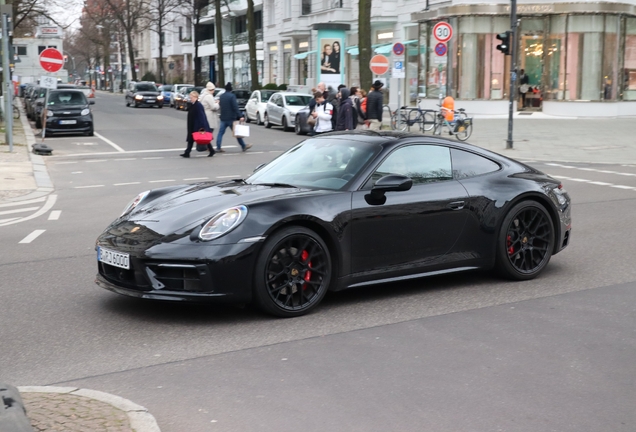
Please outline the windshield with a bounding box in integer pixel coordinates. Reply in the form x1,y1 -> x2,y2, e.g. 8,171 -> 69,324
285,95 -> 311,106
260,91 -> 276,102
162,85 -> 173,91
136,84 -> 157,92
246,137 -> 380,190
48,91 -> 88,105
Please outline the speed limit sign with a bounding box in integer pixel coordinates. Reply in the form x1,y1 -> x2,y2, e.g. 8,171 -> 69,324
433,22 -> 453,43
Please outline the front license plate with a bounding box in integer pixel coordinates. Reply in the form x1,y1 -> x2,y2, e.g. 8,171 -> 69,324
98,247 -> 130,270
59,120 -> 77,125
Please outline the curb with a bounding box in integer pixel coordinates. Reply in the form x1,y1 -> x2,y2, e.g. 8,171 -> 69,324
18,386 -> 161,432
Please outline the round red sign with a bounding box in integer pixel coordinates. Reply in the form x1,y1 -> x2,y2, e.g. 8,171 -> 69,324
39,48 -> 65,73
433,22 -> 453,43
369,55 -> 390,75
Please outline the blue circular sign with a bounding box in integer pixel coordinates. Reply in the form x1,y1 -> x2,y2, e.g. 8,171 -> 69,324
392,43 -> 405,56
435,42 -> 447,56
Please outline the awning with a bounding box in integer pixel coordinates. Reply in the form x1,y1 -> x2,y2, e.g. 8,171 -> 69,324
346,43 -> 395,56
404,39 -> 418,45
373,43 -> 393,54
293,50 -> 316,59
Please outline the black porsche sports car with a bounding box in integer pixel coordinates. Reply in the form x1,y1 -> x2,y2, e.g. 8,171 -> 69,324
95,131 -> 572,317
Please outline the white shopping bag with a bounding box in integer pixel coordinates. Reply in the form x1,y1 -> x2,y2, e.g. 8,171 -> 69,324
233,122 -> 250,138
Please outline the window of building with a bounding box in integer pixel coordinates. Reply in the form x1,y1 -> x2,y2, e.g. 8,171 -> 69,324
567,15 -> 604,101
624,17 -> 636,100
38,46 -> 46,54
16,46 -> 27,56
404,25 -> 419,105
545,15 -> 566,100
284,0 -> 291,19
254,11 -> 262,30
602,15 -> 619,100
302,0 -> 311,15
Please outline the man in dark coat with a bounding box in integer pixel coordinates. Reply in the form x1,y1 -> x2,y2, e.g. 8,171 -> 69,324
215,82 -> 252,152
335,88 -> 354,131
181,91 -> 214,158
366,80 -> 384,130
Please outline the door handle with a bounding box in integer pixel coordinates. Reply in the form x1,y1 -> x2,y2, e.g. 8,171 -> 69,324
448,201 -> 465,210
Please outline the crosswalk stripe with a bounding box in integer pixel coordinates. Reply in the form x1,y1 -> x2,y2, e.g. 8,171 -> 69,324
19,230 -> 46,244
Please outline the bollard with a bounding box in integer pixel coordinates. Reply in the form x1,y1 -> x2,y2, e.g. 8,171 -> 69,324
0,383 -> 34,432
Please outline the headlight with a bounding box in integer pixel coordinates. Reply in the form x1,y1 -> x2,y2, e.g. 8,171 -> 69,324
46,110 -> 54,117
157,95 -> 163,100
199,205 -> 248,241
81,108 -> 90,116
121,190 -> 150,216
134,95 -> 143,100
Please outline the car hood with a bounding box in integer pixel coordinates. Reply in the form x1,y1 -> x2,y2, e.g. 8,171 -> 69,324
49,104 -> 88,111
123,181 -> 321,236
135,91 -> 160,96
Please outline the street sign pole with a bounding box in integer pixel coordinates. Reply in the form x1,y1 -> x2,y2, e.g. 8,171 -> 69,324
1,5 -> 14,151
506,0 -> 518,149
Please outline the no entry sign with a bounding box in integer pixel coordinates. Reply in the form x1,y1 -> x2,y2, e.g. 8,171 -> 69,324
39,48 -> 64,73
369,55 -> 390,75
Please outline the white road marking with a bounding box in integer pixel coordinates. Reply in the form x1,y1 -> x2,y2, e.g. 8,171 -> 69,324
610,185 -> 635,190
94,132 -> 126,152
553,175 -> 636,191
183,177 -> 209,181
116,158 -> 137,161
546,163 -> 636,177
588,181 -> 612,186
216,175 -> 241,178
0,197 -> 46,208
0,217 -> 19,224
71,171 -> 83,174
52,161 -> 78,165
114,182 -> 141,186
74,185 -> 105,188
48,210 -> 61,220
0,195 -> 58,227
143,157 -> 164,160
19,230 -> 46,244
149,179 -> 176,183
0,207 -> 39,216
86,159 -> 108,163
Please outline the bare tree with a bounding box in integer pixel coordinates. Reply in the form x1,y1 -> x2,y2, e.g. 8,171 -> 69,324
214,0 -> 224,86
358,0 -> 372,92
181,0 -> 210,85
246,0 -> 258,90
146,0 -> 184,83
12,0 -> 70,36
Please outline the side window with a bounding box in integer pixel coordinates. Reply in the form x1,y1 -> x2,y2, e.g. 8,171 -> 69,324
451,149 -> 500,179
368,145 -> 452,187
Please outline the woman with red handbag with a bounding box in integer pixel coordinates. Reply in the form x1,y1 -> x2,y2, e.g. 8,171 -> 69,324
181,91 -> 215,158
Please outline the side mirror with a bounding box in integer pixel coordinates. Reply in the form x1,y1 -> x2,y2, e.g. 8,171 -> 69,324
365,174 -> 412,205
89,100 -> 95,105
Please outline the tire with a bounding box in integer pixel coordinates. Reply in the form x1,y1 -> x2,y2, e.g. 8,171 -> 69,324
245,114 -> 251,123
256,113 -> 262,125
295,120 -> 303,135
495,201 -> 555,281
35,118 -> 41,129
253,226 -> 332,318
264,113 -> 272,128
455,123 -> 472,141
282,116 -> 289,131
391,114 -> 408,131
125,99 -> 130,107
157,105 -> 162,109
422,111 -> 435,132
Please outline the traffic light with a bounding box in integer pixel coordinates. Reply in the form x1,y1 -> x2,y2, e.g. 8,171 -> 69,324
496,31 -> 511,55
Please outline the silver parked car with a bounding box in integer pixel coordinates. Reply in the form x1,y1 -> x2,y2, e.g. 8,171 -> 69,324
245,89 -> 279,125
264,92 -> 312,131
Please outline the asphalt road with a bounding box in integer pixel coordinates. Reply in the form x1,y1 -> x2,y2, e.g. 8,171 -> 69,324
1,92 -> 635,431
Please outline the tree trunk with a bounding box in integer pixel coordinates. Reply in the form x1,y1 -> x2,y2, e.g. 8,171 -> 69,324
215,0 -> 225,86
127,30 -> 137,82
246,0 -> 258,90
158,17 -> 165,83
358,0 -> 372,92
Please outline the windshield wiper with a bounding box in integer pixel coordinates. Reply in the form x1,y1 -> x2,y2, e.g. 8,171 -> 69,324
251,182 -> 297,188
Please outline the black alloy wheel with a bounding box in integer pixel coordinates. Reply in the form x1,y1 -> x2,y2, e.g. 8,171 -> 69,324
254,226 -> 332,317
264,113 -> 271,128
282,116 -> 288,131
496,201 -> 555,280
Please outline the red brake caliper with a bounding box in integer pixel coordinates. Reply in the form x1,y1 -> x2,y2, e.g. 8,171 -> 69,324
301,250 -> 312,290
507,235 -> 514,255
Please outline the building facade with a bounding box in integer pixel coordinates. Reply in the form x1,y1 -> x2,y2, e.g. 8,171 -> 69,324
13,30 -> 69,84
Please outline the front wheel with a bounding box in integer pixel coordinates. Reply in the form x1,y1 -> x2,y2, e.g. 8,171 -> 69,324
256,113 -> 262,125
264,113 -> 272,128
422,112 -> 435,132
391,114 -> 408,131
495,201 -> 555,280
281,116 -> 289,131
455,123 -> 472,141
253,226 -> 332,318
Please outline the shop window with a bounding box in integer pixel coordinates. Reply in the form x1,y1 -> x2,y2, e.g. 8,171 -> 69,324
405,26 -> 419,105
418,23 -> 428,98
566,15 -> 604,101
602,15 -> 619,100
622,18 -> 636,100
545,15 -> 566,100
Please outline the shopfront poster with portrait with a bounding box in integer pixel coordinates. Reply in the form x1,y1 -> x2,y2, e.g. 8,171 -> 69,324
317,29 -> 345,90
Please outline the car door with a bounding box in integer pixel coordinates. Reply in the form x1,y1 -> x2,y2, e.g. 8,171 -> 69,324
350,143 -> 469,277
269,94 -> 282,124
246,91 -> 259,120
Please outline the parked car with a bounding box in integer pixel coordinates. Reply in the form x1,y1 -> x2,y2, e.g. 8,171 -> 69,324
25,85 -> 44,120
233,89 -> 251,112
95,131 -> 572,317
43,89 -> 95,136
170,84 -> 193,107
245,89 -> 278,125
213,88 -> 225,100
264,92 -> 312,131
125,81 -> 163,108
157,85 -> 173,105
294,104 -> 314,135
29,87 -> 48,125
174,86 -> 204,110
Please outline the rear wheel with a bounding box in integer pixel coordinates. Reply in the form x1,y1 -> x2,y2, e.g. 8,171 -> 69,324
282,116 -> 289,131
495,201 -> 555,280
256,113 -> 262,125
391,114 -> 408,131
253,226 -> 332,318
422,111 -> 436,132
264,113 -> 272,128
455,123 -> 472,141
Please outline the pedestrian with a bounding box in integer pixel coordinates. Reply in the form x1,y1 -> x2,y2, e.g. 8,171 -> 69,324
199,82 -> 219,133
358,88 -> 368,128
349,86 -> 361,129
311,91 -> 334,135
335,88 -> 354,131
519,69 -> 529,108
216,82 -> 252,152
366,80 -> 384,131
181,91 -> 214,158
308,82 -> 327,113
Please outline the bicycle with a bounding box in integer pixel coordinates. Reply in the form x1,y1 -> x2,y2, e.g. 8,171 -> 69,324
0,100 -> 20,122
390,98 -> 436,133
432,107 -> 473,141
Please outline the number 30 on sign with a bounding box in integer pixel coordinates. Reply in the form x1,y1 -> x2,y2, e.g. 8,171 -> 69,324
433,22 -> 453,43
